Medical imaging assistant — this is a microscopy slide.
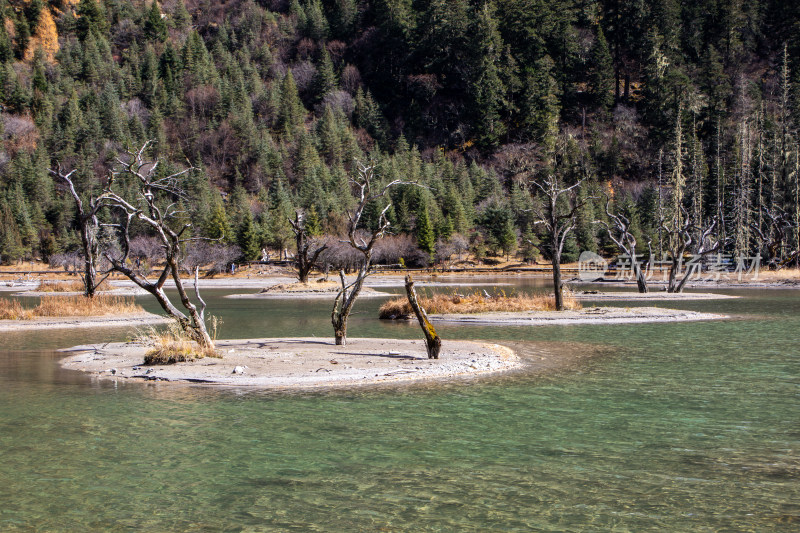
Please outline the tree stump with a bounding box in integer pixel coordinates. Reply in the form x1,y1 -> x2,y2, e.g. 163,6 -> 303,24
404,275 -> 441,359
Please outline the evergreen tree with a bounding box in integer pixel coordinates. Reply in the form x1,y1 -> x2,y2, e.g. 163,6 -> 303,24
172,0 -> 192,32
0,200 -> 24,263
470,3 -> 507,149
304,0 -> 330,42
589,26 -> 614,115
312,48 -> 337,102
205,195 -> 233,241
498,216 -> 517,259
237,211 -> 261,260
278,70 -> 306,132
144,1 -> 168,42
76,0 -> 108,41
416,203 -> 435,261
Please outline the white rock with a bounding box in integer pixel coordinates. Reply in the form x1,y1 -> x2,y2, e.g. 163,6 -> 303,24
232,366 -> 246,374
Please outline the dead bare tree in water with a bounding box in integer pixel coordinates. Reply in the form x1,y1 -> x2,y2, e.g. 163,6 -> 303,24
331,161 -> 417,345
660,205 -> 723,293
49,164 -> 110,298
102,141 -> 214,349
751,207 -> 795,270
289,210 -> 327,283
599,196 -> 649,293
530,172 -> 588,310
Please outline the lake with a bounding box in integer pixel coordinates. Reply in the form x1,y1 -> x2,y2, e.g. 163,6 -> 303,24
1,278 -> 798,531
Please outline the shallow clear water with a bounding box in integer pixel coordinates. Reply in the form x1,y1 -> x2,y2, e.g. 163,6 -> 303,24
1,279 -> 798,531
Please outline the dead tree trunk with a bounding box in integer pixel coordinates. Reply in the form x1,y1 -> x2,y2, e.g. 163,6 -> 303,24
103,141 -> 214,349
289,211 -> 327,283
404,275 -> 441,359
49,165 -> 110,298
330,161 -> 419,345
600,196 -> 648,293
662,206 -> 722,293
531,168 -> 589,310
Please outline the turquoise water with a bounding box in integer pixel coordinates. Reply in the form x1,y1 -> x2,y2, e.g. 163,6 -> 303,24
1,281 -> 798,531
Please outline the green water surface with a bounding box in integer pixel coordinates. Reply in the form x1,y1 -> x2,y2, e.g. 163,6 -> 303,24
0,279 -> 798,531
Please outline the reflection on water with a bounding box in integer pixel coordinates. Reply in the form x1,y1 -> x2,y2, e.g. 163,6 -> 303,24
1,278 -> 799,530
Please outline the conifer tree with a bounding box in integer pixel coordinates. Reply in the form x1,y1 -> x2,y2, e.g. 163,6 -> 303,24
277,70 -> 306,132
470,3 -> 506,149
144,1 -> 168,42
589,26 -> 614,115
76,0 -> 108,41
312,48 -> 337,102
498,216 -> 517,260
416,203 -> 435,261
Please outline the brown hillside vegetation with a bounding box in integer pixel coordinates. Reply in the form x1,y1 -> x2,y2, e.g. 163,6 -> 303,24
379,291 -> 581,319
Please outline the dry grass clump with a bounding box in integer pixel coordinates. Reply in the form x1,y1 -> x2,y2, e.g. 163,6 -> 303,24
379,290 -> 581,319
137,321 -> 221,365
0,298 -> 34,320
1,295 -> 141,320
33,294 -> 141,317
37,279 -> 109,292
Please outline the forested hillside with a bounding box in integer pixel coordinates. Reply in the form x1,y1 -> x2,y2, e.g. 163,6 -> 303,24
0,0 -> 798,266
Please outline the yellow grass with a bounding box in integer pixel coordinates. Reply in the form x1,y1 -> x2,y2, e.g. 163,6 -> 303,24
136,321 -> 220,365
0,295 -> 142,320
0,298 -> 33,320
378,290 -> 581,319
37,279 -> 109,292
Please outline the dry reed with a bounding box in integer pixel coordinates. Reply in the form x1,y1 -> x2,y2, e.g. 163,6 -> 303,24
0,295 -> 142,320
0,298 -> 34,320
37,279 -> 108,292
378,290 -> 581,319
136,321 -> 220,365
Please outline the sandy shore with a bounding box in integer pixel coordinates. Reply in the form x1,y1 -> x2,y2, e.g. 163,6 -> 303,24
59,337 -> 522,388
0,312 -> 170,332
573,291 -> 739,301
425,306 -> 726,326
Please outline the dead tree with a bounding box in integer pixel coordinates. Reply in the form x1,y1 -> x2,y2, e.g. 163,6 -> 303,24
331,161 -> 415,345
405,274 -> 441,359
661,206 -> 722,293
599,196 -> 648,293
289,210 -> 328,283
102,141 -> 214,349
531,173 -> 588,311
751,207 -> 793,270
49,164 -> 109,298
